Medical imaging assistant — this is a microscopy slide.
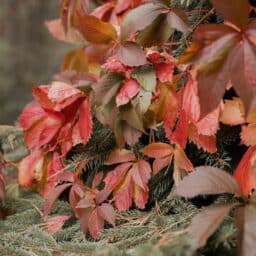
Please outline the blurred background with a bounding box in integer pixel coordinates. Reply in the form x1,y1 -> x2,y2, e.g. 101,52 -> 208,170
0,0 -> 69,124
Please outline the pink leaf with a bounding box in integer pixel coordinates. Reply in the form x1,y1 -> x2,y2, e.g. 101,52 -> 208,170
43,183 -> 72,216
98,203 -> 116,226
116,79 -> 141,107
88,208 -> 104,239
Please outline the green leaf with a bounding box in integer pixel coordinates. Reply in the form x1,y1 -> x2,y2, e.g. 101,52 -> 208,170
132,65 -> 157,92
120,105 -> 145,132
132,89 -> 152,116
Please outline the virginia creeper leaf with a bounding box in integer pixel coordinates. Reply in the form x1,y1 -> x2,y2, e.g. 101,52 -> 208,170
188,203 -> 235,248
173,166 -> 242,198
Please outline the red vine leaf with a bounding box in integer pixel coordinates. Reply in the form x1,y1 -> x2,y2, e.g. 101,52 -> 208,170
173,166 -> 242,198
188,203 -> 235,248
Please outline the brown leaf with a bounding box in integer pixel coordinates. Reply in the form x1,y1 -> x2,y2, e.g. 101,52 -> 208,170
173,166 -> 242,198
74,14 -> 117,44
188,203 -> 235,248
210,0 -> 250,29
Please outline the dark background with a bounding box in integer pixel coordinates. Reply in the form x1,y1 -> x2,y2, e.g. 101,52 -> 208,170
0,0 -> 70,124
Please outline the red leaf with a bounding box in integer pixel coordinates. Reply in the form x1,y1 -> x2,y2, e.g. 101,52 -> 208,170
92,172 -> 104,188
105,149 -> 136,165
155,62 -> 174,83
182,76 -> 200,123
195,105 -> 220,136
133,183 -> 149,209
95,190 -> 112,205
114,180 -> 133,211
104,162 -> 133,191
116,79 -> 141,107
143,143 -> 173,159
32,86 -> 53,109
48,81 -> 84,110
234,146 -> 256,196
188,124 -> 217,153
21,106 -> 64,150
241,124 -> 256,146
173,145 -> 194,184
102,54 -> 132,75
88,208 -> 105,239
78,98 -> 93,145
43,183 -> 72,216
170,109 -> 189,148
19,102 -> 46,131
98,203 -> 116,226
18,150 -> 45,188
131,160 -> 151,191
173,166 -> 242,198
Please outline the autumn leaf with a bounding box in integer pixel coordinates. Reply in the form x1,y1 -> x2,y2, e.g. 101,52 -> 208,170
62,48 -> 89,72
116,79 -> 141,107
117,42 -> 148,67
131,65 -> 157,92
234,146 -> 256,196
104,154 -> 151,211
43,182 -> 73,216
179,1 -> 256,118
74,14 -> 117,44
173,166 -> 242,198
105,149 -> 136,165
220,97 -> 245,125
234,205 -> 256,256
120,3 -> 161,41
45,19 -> 85,44
188,203 -> 235,248
76,98 -> 93,145
120,2 -> 188,42
75,189 -> 115,239
210,0 -> 250,29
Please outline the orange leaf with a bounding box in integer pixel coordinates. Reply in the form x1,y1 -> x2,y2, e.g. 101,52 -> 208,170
234,146 -> 256,196
74,14 -> 117,44
143,142 -> 174,159
220,97 -> 245,125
